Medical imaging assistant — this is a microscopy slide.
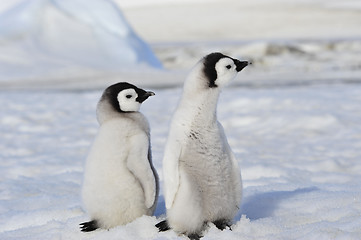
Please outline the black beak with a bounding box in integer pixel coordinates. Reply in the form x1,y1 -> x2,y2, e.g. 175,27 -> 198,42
137,91 -> 155,103
234,59 -> 249,72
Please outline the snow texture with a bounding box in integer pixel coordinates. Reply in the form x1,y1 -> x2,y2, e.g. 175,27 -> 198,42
0,0 -> 162,83
0,0 -> 361,239
1,84 -> 361,239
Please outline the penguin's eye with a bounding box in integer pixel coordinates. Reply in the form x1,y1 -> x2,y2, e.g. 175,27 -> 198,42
226,65 -> 232,69
126,95 -> 132,99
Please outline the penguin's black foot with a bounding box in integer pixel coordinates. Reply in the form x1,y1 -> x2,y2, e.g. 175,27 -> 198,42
188,233 -> 202,240
155,220 -> 171,232
80,220 -> 99,232
213,219 -> 231,231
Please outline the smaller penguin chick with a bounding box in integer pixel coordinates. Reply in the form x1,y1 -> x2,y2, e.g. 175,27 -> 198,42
80,82 -> 159,232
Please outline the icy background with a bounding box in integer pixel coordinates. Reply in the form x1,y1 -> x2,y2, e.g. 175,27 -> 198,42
0,0 -> 361,239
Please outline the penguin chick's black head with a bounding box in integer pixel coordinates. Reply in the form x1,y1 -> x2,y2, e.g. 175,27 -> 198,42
203,52 -> 248,88
102,82 -> 155,113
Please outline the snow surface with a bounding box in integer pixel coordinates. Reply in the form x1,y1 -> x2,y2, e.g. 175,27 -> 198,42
1,84 -> 361,239
0,0 -> 162,84
1,0 -> 361,89
1,0 -> 361,239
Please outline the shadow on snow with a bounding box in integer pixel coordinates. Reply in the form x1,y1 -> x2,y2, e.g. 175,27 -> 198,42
237,186 -> 319,221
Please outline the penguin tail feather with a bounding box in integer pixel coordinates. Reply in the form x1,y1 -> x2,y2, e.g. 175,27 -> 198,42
80,220 -> 99,232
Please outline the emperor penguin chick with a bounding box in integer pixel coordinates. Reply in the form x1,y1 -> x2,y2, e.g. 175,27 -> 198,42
80,82 -> 159,232
157,53 -> 248,239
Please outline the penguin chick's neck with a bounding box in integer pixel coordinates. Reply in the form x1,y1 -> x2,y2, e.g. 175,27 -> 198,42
179,87 -> 221,125
96,98 -> 138,125
178,62 -> 223,124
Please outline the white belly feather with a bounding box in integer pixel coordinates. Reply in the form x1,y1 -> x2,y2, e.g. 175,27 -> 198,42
82,119 -> 150,229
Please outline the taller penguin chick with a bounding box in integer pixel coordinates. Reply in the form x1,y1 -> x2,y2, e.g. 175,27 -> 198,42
158,53 -> 248,239
80,82 -> 159,232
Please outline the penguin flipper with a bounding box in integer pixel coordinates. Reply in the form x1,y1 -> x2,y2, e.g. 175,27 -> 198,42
127,133 -> 156,208
80,220 -> 99,232
218,122 -> 242,204
163,129 -> 183,209
155,220 -> 171,232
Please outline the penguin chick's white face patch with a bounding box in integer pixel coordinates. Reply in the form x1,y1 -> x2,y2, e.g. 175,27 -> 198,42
202,52 -> 248,89
117,89 -> 141,112
214,57 -> 238,87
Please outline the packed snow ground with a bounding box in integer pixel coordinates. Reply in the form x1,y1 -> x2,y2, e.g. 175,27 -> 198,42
1,0 -> 361,239
1,83 -> 361,239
